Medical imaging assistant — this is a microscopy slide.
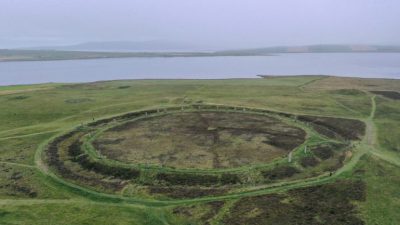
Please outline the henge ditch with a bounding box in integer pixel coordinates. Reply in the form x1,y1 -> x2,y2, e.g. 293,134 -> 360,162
43,104 -> 365,199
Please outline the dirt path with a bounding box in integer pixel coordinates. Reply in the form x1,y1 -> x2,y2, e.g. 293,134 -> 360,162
0,161 -> 36,168
366,95 -> 400,167
362,95 -> 377,148
370,150 -> 400,167
0,198 -> 148,208
0,129 -> 60,140
297,76 -> 327,90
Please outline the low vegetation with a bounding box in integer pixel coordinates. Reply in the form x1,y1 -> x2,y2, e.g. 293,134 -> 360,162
0,76 -> 399,224
371,91 -> 400,100
95,111 -> 306,169
221,180 -> 366,225
297,115 -> 365,140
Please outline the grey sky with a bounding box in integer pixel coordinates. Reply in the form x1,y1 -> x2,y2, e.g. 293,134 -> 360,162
1,0 -> 399,49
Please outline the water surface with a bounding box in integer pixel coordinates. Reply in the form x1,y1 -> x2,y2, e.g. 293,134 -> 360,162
0,53 -> 399,85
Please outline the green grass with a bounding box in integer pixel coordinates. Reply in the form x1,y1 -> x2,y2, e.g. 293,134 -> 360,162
0,132 -> 57,165
0,76 -> 399,224
0,83 -> 62,91
374,96 -> 400,153
0,203 -> 188,225
356,155 -> 400,225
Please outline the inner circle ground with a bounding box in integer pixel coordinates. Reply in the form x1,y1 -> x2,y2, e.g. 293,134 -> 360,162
93,111 -> 306,169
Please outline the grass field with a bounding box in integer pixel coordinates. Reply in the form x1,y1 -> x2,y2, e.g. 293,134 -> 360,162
0,75 -> 399,224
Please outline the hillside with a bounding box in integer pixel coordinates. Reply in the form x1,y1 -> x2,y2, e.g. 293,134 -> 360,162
1,44 -> 400,62
217,44 -> 400,55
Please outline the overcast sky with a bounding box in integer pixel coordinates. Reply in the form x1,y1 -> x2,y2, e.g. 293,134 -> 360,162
1,0 -> 399,49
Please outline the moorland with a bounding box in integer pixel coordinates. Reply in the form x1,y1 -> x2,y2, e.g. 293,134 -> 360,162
0,76 -> 399,225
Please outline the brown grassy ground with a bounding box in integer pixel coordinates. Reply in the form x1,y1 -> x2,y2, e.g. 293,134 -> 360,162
95,111 -> 306,169
221,180 -> 365,225
306,76 -> 400,91
371,91 -> 400,100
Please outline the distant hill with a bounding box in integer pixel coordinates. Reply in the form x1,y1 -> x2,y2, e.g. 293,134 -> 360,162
28,43 -> 400,54
28,40 -> 204,52
217,44 -> 400,55
0,49 -> 216,62
2,44 -> 400,62
23,43 -> 400,54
